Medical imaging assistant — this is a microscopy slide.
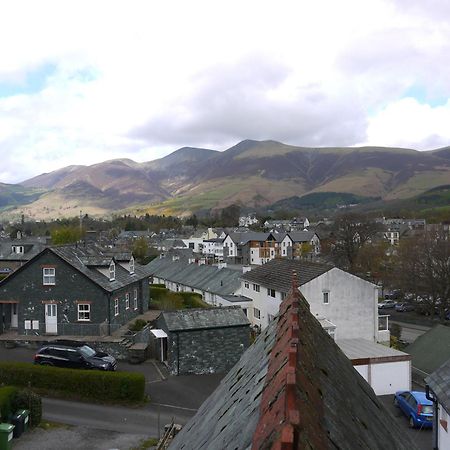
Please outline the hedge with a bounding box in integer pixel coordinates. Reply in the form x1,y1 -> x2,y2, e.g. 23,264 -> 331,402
0,386 -> 18,421
0,362 -> 145,402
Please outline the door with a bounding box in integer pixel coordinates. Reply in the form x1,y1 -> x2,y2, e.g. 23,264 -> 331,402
45,304 -> 57,334
11,303 -> 18,328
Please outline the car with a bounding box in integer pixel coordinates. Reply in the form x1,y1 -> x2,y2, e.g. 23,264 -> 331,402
393,391 -> 433,428
34,341 -> 117,371
395,302 -> 415,312
378,300 -> 397,309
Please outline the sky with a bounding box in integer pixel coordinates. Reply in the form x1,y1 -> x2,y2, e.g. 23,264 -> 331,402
1,0 -> 450,183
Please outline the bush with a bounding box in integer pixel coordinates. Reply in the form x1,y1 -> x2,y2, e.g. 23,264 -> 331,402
0,362 -> 145,402
179,292 -> 209,308
0,386 -> 18,421
12,389 -> 42,428
129,319 -> 148,332
150,286 -> 209,310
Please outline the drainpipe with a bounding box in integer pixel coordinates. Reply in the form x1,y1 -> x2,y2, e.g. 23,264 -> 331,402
426,385 -> 438,450
176,332 -> 180,375
107,293 -> 111,336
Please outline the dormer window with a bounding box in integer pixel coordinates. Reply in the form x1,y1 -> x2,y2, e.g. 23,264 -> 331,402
109,261 -> 116,281
129,256 -> 135,275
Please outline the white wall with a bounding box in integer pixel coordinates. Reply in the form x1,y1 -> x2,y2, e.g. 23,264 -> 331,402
438,403 -> 450,450
300,268 -> 378,341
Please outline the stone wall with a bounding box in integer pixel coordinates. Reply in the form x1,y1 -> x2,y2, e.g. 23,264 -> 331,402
167,326 -> 250,375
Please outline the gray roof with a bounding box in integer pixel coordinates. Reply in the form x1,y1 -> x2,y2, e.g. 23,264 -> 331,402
146,258 -> 241,296
50,246 -> 150,292
170,286 -> 417,450
241,258 -> 333,292
0,238 -> 48,261
287,230 -> 317,242
160,306 -> 249,332
405,324 -> 450,376
337,339 -> 411,360
220,295 -> 253,304
226,232 -> 273,245
426,358 -> 450,414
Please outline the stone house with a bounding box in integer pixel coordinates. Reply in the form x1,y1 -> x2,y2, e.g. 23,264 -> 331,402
0,245 -> 150,336
155,306 -> 250,375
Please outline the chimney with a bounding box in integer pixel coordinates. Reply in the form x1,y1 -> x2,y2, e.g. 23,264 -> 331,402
242,265 -> 251,274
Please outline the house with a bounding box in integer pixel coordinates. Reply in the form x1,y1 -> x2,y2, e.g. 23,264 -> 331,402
0,236 -> 49,274
201,238 -> 224,260
426,358 -> 450,450
154,306 -> 250,375
280,230 -> 321,257
0,245 -> 150,336
405,324 -> 450,384
146,257 -> 250,313
238,215 -> 259,227
223,232 -> 284,265
168,278 -> 417,450
263,216 -> 310,231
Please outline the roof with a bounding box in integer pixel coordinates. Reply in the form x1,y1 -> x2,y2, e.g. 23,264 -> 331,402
241,258 -> 333,292
220,295 -> 253,304
226,232 -> 274,244
0,238 -> 48,261
146,258 -> 241,296
405,324 -> 450,376
160,306 -> 249,332
426,358 -> 450,413
337,339 -> 411,361
169,276 -> 417,450
286,230 -> 317,242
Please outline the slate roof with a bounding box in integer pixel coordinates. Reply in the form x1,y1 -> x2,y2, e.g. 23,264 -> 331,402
0,238 -> 48,261
169,278 -> 417,450
241,258 -> 333,292
405,324 -> 450,376
160,306 -> 249,332
425,358 -> 450,414
226,232 -> 273,244
146,258 -> 241,296
286,230 -> 317,242
49,246 -> 150,292
220,295 -> 253,304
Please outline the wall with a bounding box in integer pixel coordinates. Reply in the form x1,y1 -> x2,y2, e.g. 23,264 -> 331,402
355,360 -> 411,395
438,403 -> 450,450
163,325 -> 250,375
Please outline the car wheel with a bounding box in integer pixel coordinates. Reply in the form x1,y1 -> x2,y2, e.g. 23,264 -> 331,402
409,416 -> 415,428
393,397 -> 398,407
40,361 -> 53,366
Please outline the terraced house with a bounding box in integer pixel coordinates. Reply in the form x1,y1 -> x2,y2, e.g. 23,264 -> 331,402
0,245 -> 150,336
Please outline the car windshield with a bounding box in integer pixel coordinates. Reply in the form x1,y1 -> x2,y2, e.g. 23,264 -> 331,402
421,405 -> 433,415
79,345 -> 96,357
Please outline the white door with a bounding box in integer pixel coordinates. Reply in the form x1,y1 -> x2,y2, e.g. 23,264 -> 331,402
45,304 -> 57,334
11,303 -> 18,328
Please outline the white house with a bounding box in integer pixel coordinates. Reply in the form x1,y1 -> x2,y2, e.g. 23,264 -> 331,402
426,359 -> 450,450
280,231 -> 321,257
240,259 -> 412,395
202,238 -> 224,259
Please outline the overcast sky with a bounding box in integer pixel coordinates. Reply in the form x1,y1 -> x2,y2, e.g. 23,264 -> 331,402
1,0 -> 450,183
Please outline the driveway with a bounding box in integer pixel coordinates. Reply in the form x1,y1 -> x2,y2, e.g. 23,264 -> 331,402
378,395 -> 432,450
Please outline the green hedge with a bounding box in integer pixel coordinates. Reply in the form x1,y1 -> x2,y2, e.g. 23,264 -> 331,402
12,389 -> 42,428
0,362 -> 145,402
0,386 -> 18,421
150,286 -> 210,310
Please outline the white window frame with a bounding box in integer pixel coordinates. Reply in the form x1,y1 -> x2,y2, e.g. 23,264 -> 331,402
254,307 -> 261,320
77,303 -> 91,322
129,256 -> 135,274
244,281 -> 249,289
125,293 -> 130,309
43,267 -> 55,285
109,262 -> 116,281
114,298 -> 119,316
134,288 -> 138,310
323,291 -> 330,304
253,283 -> 260,292
267,288 -> 276,298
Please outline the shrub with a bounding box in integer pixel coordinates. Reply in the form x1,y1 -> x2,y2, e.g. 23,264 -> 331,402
179,292 -> 209,308
12,389 -> 42,428
0,386 -> 18,421
129,319 -> 148,332
0,362 -> 145,402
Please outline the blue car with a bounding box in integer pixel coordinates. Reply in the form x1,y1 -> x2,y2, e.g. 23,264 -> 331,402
394,391 -> 433,428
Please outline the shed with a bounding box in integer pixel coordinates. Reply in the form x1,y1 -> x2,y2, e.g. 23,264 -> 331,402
156,306 -> 250,375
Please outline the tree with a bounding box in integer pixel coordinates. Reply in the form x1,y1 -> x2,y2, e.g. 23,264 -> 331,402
132,237 -> 149,264
219,204 -> 241,227
51,226 -> 83,245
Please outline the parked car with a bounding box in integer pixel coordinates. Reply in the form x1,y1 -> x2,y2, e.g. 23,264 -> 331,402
378,300 -> 397,309
395,302 -> 415,312
34,341 -> 117,371
394,391 -> 433,428
385,290 -> 402,300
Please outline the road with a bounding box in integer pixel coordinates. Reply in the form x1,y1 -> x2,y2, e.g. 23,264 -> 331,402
390,320 -> 431,343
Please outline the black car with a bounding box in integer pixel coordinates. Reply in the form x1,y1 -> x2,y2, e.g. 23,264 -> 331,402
34,342 -> 117,371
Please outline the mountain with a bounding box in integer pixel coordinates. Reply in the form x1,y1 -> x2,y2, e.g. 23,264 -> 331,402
2,140 -> 450,219
0,183 -> 44,210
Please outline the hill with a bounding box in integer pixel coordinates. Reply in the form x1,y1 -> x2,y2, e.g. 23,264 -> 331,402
1,140 -> 450,219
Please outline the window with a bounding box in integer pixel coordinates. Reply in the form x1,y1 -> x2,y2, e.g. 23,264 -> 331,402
125,293 -> 130,309
254,307 -> 261,319
323,292 -> 329,304
134,288 -> 138,310
281,292 -> 287,300
267,288 -> 276,298
78,304 -> 90,321
129,256 -> 135,274
43,268 -> 55,285
268,314 -> 275,322
253,283 -> 260,292
109,262 -> 116,281
114,298 -> 119,316
244,282 -> 249,289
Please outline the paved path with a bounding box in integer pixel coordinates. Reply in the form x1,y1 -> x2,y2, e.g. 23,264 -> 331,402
390,321 -> 431,343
